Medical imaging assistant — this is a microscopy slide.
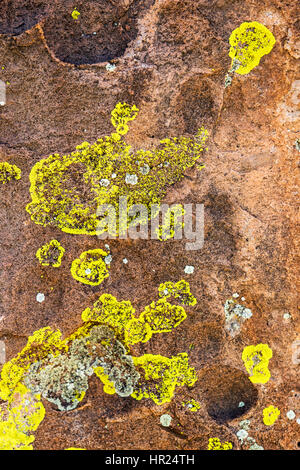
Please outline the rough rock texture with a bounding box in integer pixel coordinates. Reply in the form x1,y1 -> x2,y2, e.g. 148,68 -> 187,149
0,0 -> 299,450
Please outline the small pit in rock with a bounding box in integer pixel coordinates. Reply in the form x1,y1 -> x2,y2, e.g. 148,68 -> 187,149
42,0 -> 155,65
199,365 -> 258,424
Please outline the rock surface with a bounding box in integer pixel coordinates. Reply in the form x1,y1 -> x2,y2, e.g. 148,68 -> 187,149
0,0 -> 299,450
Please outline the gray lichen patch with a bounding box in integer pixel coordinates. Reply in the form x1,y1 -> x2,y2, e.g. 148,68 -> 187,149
224,58 -> 241,88
224,298 -> 253,337
24,325 -> 139,411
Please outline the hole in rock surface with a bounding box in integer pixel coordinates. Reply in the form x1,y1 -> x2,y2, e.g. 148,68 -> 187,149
200,365 -> 258,424
42,0 -> 154,65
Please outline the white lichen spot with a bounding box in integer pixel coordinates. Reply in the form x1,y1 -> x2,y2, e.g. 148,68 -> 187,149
238,401 -> 245,408
85,268 -> 92,275
249,442 -> 264,450
232,293 -> 239,299
122,258 -> 128,264
283,312 -> 291,320
139,163 -> 150,175
125,173 -> 138,185
160,414 -> 172,427
224,299 -> 253,337
239,419 -> 250,430
104,254 -> 112,265
106,63 -> 116,72
100,178 -> 110,187
287,410 -> 296,420
184,265 -> 194,274
36,293 -> 45,303
237,429 -> 248,441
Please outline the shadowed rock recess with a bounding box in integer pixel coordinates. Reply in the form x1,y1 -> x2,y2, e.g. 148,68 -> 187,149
0,0 -> 299,451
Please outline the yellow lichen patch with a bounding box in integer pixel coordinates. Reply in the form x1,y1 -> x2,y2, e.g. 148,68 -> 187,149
71,8 -> 80,20
208,437 -> 233,450
242,343 -> 273,384
36,239 -> 65,267
156,205 -> 185,241
182,398 -> 201,412
71,249 -> 109,286
0,327 -> 65,402
26,103 -> 208,236
263,405 -> 280,426
0,162 -> 21,184
229,21 -> 276,74
158,280 -> 197,306
0,383 -> 45,450
124,319 -> 153,345
81,293 -> 136,342
0,281 -> 198,447
111,102 -> 138,134
0,420 -> 34,450
131,353 -> 197,405
93,366 -> 116,395
65,448 -> 86,450
81,281 -> 194,347
139,298 -> 187,334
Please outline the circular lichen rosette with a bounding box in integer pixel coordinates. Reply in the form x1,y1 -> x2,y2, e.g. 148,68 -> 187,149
71,249 -> 109,286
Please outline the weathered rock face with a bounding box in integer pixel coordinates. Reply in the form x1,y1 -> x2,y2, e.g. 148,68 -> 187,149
0,0 -> 299,450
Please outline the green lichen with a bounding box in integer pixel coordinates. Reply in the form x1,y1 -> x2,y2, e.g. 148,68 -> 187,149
0,162 -> 21,184
224,297 -> 253,337
26,103 -> 208,236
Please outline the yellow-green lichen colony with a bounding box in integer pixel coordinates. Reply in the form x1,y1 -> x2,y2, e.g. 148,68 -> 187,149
0,281 -> 197,449
229,22 -> 275,75
70,249 -> 109,285
36,239 -> 65,267
242,343 -> 273,384
207,437 -> 233,450
263,405 -> 280,426
0,162 -> 21,184
26,103 -> 208,236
